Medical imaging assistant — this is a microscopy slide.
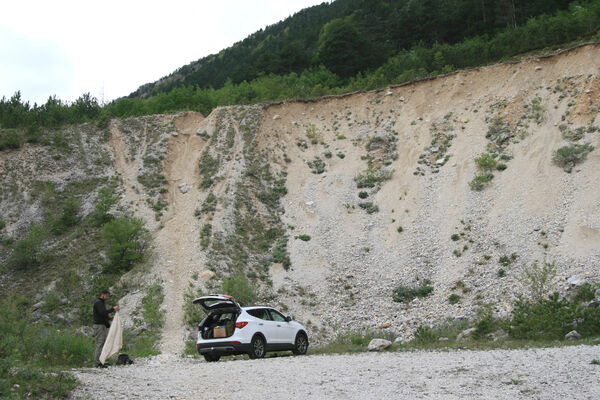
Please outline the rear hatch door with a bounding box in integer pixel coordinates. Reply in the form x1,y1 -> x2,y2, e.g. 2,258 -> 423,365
192,294 -> 241,313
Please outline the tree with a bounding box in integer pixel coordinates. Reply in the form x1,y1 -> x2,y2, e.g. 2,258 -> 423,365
102,217 -> 149,273
315,17 -> 373,78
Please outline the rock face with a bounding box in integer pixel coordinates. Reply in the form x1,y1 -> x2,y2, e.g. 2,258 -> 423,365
457,328 -> 477,342
368,339 -> 392,351
565,330 -> 582,340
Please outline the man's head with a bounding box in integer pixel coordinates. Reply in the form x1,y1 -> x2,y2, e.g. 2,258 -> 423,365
100,290 -> 110,300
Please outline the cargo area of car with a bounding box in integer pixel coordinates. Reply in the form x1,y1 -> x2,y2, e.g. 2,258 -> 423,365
199,310 -> 239,339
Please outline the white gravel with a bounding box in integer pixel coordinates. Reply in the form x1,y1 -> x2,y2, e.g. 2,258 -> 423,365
72,345 -> 600,399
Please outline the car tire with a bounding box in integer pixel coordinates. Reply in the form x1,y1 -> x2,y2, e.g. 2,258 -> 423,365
248,335 -> 266,359
203,353 -> 220,362
292,332 -> 308,355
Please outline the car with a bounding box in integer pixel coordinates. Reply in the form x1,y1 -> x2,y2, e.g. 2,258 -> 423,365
193,294 -> 309,362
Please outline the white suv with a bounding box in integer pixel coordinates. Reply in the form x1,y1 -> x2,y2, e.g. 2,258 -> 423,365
193,294 -> 309,362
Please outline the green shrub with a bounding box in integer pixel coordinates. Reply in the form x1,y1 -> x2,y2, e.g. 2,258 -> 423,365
358,202 -> 379,214
397,226 -> 403,233
393,282 -> 433,303
93,186 -> 118,224
355,167 -> 393,188
221,274 -> 257,306
509,293 -> 575,340
102,217 -> 149,273
552,144 -> 594,172
448,294 -> 461,304
358,191 -> 368,199
472,311 -> 496,340
0,130 -> 23,150
474,153 -> 497,171
496,163 -> 507,171
308,157 -> 326,174
296,234 -> 311,241
451,233 -> 460,241
8,225 -> 47,270
201,192 -> 217,213
183,287 -> 206,328
572,283 -> 597,303
521,261 -> 556,301
0,218 -> 5,230
50,198 -> 81,234
200,224 -> 212,250
413,325 -> 438,344
469,173 -> 494,191
143,283 -> 165,329
497,269 -> 506,277
337,152 -> 345,159
272,236 -> 291,269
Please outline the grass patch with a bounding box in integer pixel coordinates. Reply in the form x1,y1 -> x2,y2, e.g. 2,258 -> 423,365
469,173 -> 494,191
358,202 -> 379,214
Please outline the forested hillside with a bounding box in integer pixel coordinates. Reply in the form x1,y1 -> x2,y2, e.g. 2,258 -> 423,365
131,0 -> 575,96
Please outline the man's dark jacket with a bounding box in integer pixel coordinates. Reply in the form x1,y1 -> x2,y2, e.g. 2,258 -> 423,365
93,298 -> 114,328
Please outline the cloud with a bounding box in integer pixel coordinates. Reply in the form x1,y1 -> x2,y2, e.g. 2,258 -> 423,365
0,27 -> 74,105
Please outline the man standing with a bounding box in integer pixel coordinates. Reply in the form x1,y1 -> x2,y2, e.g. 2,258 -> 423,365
93,290 -> 119,368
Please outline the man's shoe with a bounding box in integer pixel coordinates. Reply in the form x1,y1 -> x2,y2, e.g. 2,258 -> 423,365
96,363 -> 108,368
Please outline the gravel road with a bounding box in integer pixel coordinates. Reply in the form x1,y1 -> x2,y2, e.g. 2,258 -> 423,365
72,345 -> 600,399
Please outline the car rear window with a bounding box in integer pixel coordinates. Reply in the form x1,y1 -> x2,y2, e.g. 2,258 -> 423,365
247,308 -> 271,320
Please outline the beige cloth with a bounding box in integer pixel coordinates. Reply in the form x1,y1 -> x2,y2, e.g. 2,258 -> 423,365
99,311 -> 122,364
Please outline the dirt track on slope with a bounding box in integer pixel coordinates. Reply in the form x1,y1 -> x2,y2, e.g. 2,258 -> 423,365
72,345 -> 600,399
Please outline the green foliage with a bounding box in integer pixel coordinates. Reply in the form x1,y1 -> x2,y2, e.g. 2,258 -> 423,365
102,217 -> 149,273
200,192 -> 217,214
393,282 -> 433,303
358,191 -> 368,199
8,224 -> 47,270
469,173 -> 494,191
451,233 -> 460,241
0,218 -> 5,231
397,226 -> 403,233
183,287 -> 206,329
311,329 -> 396,354
0,129 -> 23,150
526,96 -> 546,124
414,325 -> 438,344
358,202 -> 379,214
474,153 -> 497,171
449,294 -> 461,304
93,186 -> 118,225
142,283 -> 165,330
296,234 -> 311,242
272,236 -> 291,269
572,283 -> 597,303
521,261 -> 557,301
307,157 -> 326,174
200,224 -> 212,250
509,293 -> 577,340
221,274 -> 257,306
472,311 -> 497,340
50,198 -> 81,234
552,144 -> 594,172
355,167 -> 393,188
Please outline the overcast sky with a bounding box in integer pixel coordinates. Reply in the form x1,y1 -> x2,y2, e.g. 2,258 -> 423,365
0,0 -> 327,106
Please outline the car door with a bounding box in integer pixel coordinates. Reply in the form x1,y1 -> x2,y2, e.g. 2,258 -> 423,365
267,309 -> 296,345
247,308 -> 279,343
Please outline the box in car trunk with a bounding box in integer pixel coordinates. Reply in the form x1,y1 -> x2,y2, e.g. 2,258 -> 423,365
213,321 -> 235,338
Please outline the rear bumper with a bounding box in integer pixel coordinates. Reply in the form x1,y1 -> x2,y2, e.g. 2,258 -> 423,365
197,341 -> 251,355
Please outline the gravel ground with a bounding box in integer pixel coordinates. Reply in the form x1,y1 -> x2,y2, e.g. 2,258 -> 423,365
72,345 -> 600,399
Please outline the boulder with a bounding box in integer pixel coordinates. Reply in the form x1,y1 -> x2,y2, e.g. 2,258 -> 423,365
32,301 -> 44,311
595,288 -> 600,302
565,330 -> 582,340
586,301 -> 599,309
179,183 -> 189,194
368,338 -> 392,351
378,322 -> 392,329
439,337 -> 449,342
170,131 -> 178,137
75,326 -> 94,337
196,128 -> 207,135
273,114 -> 281,120
60,298 -> 68,305
394,337 -> 404,345
457,327 -> 476,342
567,276 -> 586,287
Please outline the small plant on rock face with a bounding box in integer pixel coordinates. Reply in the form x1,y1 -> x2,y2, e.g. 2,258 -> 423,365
448,294 -> 461,304
308,157 -> 326,174
358,202 -> 379,214
393,282 -> 433,303
413,325 -> 438,344
552,144 -> 594,172
474,153 -> 497,171
521,261 -> 557,301
451,233 -> 460,241
296,234 -> 311,241
397,226 -> 403,233
358,191 -> 368,199
469,173 -> 494,191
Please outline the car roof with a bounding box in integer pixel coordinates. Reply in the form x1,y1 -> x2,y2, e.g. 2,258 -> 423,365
242,305 -> 275,311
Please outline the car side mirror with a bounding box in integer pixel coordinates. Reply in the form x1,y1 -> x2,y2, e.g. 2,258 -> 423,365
285,316 -> 292,322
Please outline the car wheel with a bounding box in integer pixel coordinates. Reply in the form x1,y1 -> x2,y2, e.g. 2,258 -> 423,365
292,332 -> 308,355
248,335 -> 266,359
203,353 -> 220,362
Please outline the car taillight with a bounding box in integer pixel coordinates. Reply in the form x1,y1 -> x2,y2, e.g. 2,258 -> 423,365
235,322 -> 248,329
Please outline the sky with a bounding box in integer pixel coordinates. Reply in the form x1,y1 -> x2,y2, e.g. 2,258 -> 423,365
0,0 -> 327,106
